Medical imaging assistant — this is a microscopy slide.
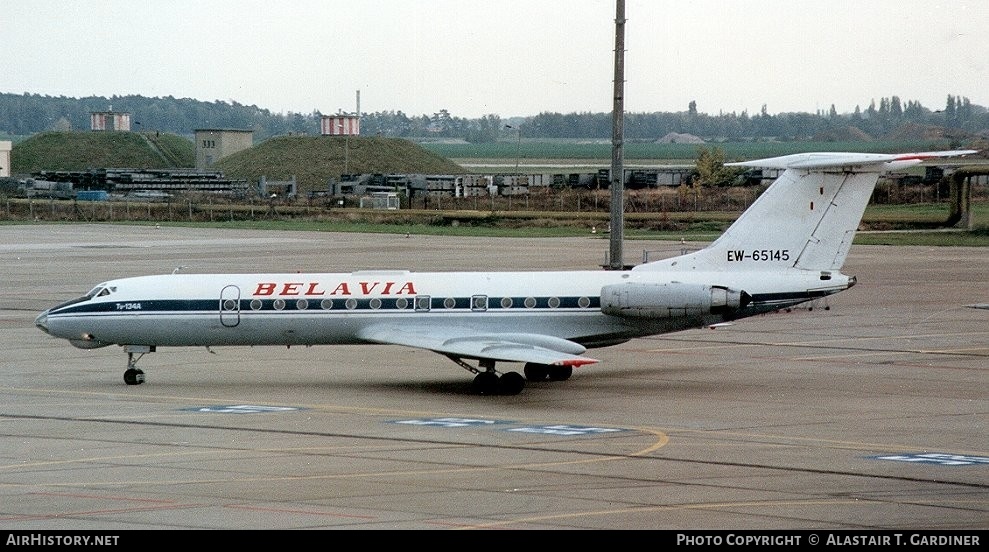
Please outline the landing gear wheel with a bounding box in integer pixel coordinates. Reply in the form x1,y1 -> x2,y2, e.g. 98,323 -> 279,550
498,371 -> 525,395
472,372 -> 500,395
124,368 -> 145,385
123,347 -> 153,385
548,365 -> 573,381
523,363 -> 549,382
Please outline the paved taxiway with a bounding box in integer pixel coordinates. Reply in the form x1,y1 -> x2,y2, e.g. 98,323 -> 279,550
1,224 -> 986,530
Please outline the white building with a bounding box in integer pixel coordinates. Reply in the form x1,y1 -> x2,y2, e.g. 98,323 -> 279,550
90,110 -> 131,131
320,114 -> 360,136
0,141 -> 11,177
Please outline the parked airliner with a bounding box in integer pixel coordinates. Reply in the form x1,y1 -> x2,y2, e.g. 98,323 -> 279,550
35,150 -> 978,395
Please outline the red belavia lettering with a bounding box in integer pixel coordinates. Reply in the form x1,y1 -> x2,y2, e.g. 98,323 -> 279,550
35,150 -> 978,395
252,280 -> 419,297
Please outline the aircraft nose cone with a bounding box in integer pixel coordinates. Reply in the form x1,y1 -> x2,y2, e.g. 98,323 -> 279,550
35,310 -> 50,334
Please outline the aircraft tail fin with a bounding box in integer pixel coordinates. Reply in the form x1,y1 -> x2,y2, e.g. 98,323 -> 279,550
635,150 -> 978,273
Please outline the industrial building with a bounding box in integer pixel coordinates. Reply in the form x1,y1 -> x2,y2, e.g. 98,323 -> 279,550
90,109 -> 131,131
320,114 -> 360,136
0,141 -> 10,177
195,128 -> 254,169
31,168 -> 251,198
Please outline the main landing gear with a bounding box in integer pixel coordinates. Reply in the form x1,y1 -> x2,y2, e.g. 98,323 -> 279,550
523,362 -> 573,383
122,345 -> 154,385
447,357 -> 574,396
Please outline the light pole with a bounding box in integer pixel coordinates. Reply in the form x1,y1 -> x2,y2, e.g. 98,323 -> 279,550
337,122 -> 350,176
609,0 -> 626,270
505,124 -> 521,176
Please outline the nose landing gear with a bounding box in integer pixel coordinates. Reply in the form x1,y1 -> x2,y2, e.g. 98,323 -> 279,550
122,345 -> 154,385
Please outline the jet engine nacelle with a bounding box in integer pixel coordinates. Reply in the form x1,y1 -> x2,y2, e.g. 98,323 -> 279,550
600,282 -> 749,319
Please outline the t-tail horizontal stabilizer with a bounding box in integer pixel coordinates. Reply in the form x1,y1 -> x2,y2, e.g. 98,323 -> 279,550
636,149 -> 979,274
725,150 -> 979,171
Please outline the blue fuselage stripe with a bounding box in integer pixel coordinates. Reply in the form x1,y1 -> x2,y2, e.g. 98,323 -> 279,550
51,296 -> 604,316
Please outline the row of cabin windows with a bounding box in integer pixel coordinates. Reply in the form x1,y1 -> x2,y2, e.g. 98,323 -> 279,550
222,295 -> 593,312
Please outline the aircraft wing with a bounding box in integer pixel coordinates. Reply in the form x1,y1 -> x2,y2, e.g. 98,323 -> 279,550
357,325 -> 600,367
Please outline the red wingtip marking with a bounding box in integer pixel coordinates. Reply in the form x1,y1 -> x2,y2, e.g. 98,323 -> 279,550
555,359 -> 599,367
893,154 -> 933,161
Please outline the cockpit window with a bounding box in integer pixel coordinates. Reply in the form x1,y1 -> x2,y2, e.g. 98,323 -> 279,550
86,285 -> 114,298
52,284 -> 112,312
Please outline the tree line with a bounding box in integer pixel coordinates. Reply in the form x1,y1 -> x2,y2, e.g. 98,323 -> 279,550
1,92 -> 984,143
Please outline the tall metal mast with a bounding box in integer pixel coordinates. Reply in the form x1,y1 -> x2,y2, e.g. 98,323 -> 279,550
608,0 -> 627,270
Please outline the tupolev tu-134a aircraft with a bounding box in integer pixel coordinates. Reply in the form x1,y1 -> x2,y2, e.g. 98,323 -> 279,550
35,149 -> 978,395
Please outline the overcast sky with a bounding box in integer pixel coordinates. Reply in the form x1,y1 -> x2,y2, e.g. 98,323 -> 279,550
3,0 -> 987,119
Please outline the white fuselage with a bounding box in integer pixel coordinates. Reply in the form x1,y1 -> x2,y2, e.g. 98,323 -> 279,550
35,267 -> 849,350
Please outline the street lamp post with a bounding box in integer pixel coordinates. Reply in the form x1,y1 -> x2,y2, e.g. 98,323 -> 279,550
505,124 -> 521,176
609,0 -> 626,270
505,124 -> 523,210
337,122 -> 350,176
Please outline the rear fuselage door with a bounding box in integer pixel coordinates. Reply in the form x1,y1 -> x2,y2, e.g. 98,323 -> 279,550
220,285 -> 241,327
